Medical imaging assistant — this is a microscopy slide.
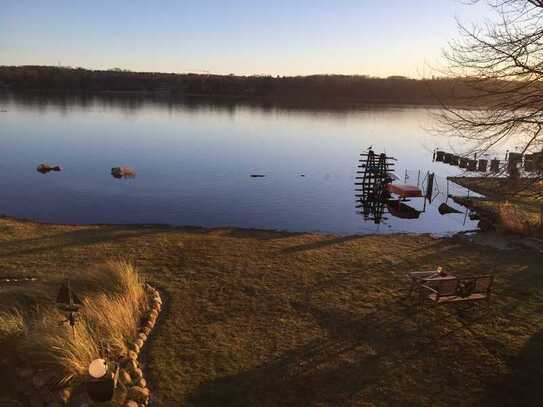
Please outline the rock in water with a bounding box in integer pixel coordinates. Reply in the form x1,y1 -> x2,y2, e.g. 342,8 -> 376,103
37,164 -> 62,174
111,166 -> 136,179
438,203 -> 463,215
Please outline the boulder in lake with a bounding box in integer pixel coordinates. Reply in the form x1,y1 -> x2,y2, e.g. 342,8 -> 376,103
111,166 -> 136,179
37,164 -> 62,174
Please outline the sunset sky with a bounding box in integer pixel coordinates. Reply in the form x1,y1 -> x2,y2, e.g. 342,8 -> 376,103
1,0 -> 491,77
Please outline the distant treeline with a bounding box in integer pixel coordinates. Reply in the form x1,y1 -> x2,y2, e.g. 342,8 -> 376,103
0,65 -> 479,104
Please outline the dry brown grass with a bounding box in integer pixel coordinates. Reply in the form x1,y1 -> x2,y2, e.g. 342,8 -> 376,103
450,176 -> 543,236
12,261 -> 148,386
22,307 -> 101,385
0,309 -> 24,341
2,218 -> 543,406
499,202 -> 542,235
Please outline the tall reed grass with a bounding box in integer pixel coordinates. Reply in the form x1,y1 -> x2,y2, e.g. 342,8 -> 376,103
0,309 -> 24,341
11,261 -> 148,386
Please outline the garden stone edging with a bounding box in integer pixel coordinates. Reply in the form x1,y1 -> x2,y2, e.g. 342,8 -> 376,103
120,283 -> 162,407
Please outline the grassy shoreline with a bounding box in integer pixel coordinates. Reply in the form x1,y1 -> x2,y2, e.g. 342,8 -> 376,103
449,177 -> 543,235
1,217 -> 543,406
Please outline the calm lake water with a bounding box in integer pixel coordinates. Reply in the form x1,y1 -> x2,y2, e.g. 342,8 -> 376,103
0,93 -> 479,235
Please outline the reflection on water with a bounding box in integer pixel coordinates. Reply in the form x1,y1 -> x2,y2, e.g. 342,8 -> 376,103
355,150 -> 433,227
1,92 -> 394,117
355,150 -> 394,224
355,171 -> 476,233
387,201 -> 422,219
0,92 -> 479,235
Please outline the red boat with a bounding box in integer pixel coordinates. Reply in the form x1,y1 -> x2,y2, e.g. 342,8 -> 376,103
386,183 -> 423,199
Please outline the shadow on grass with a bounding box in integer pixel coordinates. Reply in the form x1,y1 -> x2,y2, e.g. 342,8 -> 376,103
216,228 -> 298,241
187,310 -> 391,406
0,336 -> 23,404
0,226 -> 173,259
280,235 -> 369,254
0,283 -> 55,311
188,298 -> 481,407
190,339 -> 383,406
479,329 -> 543,407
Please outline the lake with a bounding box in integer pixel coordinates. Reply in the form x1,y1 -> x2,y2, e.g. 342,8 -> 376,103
0,93 -> 481,235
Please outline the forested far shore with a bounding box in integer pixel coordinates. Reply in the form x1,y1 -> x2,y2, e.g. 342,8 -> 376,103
0,65 -> 484,104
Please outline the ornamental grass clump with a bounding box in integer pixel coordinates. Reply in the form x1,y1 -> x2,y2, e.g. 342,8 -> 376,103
0,309 -> 25,342
16,260 -> 148,386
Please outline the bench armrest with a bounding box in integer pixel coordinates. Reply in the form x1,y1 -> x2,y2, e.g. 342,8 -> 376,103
420,285 -> 439,294
409,271 -> 439,279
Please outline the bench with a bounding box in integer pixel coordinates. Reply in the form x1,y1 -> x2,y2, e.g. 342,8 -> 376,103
407,270 -> 439,298
419,275 -> 494,306
406,268 -> 448,298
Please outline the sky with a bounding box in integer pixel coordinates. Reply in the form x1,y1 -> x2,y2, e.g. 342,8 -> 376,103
0,0 -> 492,77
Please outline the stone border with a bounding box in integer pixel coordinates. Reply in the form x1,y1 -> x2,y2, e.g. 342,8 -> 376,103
14,283 -> 163,406
0,276 -> 39,284
119,283 -> 162,407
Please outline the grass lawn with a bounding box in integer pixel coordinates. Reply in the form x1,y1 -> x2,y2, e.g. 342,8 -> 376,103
1,217 -> 543,406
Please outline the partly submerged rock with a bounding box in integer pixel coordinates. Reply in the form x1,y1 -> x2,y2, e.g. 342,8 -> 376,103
438,203 -> 463,215
111,166 -> 136,179
37,164 -> 62,174
250,174 -> 266,178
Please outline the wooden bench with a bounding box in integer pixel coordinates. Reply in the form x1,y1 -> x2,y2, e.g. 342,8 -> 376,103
419,275 -> 494,306
406,267 -> 450,298
407,270 -> 442,298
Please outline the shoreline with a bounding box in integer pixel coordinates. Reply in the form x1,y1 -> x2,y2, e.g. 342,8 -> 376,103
0,214 -> 469,240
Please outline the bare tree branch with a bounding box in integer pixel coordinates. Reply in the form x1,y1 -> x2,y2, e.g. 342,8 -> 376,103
437,0 -> 543,182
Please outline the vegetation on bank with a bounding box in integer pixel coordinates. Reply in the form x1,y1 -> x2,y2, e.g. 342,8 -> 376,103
450,177 -> 543,236
1,218 -> 543,406
0,65 -> 483,104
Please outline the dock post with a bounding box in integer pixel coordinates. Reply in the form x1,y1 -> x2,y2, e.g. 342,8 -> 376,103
425,172 -> 434,201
